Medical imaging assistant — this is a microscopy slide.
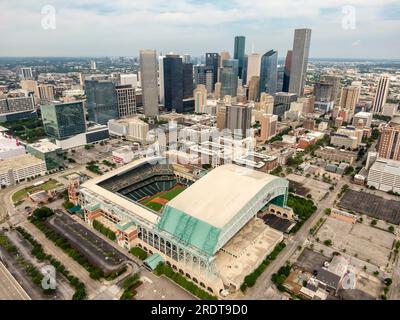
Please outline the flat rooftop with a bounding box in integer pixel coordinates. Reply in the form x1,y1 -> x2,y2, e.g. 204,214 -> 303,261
0,154 -> 44,172
28,139 -> 60,152
166,164 -> 280,229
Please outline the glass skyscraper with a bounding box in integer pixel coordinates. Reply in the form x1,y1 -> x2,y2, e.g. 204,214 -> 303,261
234,36 -> 246,79
41,101 -> 86,140
205,53 -> 219,90
259,50 -> 278,96
85,79 -> 118,125
163,54 -> 184,112
221,59 -> 239,98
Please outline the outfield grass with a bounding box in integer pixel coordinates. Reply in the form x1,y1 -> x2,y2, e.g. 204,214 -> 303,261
145,202 -> 163,212
160,185 -> 185,200
12,179 -> 62,203
143,185 -> 186,212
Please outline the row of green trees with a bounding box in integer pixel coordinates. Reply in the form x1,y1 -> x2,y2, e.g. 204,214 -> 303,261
271,264 -> 292,292
0,231 -> 55,296
130,246 -> 148,260
287,194 -> 317,234
120,273 -> 141,300
16,226 -> 87,300
29,207 -> 105,280
155,263 -> 217,300
240,242 -> 287,292
92,219 -> 116,241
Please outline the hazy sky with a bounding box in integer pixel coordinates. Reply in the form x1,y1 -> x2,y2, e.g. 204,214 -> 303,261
1,0 -> 399,59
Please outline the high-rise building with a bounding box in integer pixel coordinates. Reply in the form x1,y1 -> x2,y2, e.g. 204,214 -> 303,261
193,85 -> 207,114
303,118 -> 316,131
377,125 -> 400,161
216,102 -> 226,131
90,60 -> 97,70
140,50 -> 159,116
372,74 -> 390,114
37,84 -> 55,102
183,54 -> 191,64
215,82 -> 222,100
314,81 -> 334,102
248,76 -> 260,102
183,63 -> 194,99
20,67 -> 33,80
282,50 -> 292,92
234,36 -> 246,79
85,79 -> 118,125
340,85 -> 361,117
0,96 -> 36,122
218,51 -> 231,82
205,53 -> 219,90
274,92 -> 297,111
297,96 -> 315,114
224,103 -> 253,137
116,85 -> 136,118
289,28 -> 312,97
245,53 -> 261,85
161,55 -> 193,113
220,59 -> 239,98
20,80 -> 38,97
321,75 -> 341,103
259,50 -> 278,96
194,65 -> 214,93
120,74 -> 138,87
41,101 -> 86,140
158,55 -> 165,105
260,114 -> 278,141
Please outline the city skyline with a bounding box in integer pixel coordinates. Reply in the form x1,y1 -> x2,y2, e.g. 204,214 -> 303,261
1,0 -> 399,59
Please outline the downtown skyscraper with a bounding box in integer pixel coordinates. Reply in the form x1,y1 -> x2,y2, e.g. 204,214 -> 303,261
282,50 -> 292,92
372,74 -> 390,114
205,53 -> 219,90
259,50 -> 278,96
220,59 -> 239,98
140,50 -> 159,116
289,29 -> 312,97
234,36 -> 246,79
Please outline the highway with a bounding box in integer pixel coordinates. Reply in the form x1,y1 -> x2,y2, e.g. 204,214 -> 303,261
0,261 -> 30,300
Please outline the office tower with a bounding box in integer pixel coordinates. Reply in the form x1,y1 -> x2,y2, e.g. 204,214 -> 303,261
274,92 -> 297,111
183,63 -> 194,99
248,76 -> 260,102
140,50 -> 159,116
206,53 -> 219,89
314,82 -> 334,102
372,74 -> 390,113
120,74 -> 138,87
298,96 -> 315,114
234,36 -> 246,79
220,59 -> 239,98
259,50 -> 278,96
216,102 -> 226,131
377,125 -> 400,160
193,85 -> 207,113
245,53 -> 261,85
260,114 -> 278,141
41,101 -> 86,140
85,79 -> 118,125
116,85 -> 136,118
289,28 -> 312,96
163,54 -> 184,112
215,82 -> 222,100
183,54 -> 191,64
321,75 -> 341,102
158,55 -> 165,105
225,104 -> 253,137
282,51 -> 292,92
20,67 -> 33,80
194,65 -> 214,93
218,51 -> 231,82
90,60 -> 97,70
37,84 -> 55,102
340,85 -> 360,117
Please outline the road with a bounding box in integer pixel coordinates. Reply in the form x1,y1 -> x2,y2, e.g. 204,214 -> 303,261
244,179 -> 346,299
0,261 -> 30,300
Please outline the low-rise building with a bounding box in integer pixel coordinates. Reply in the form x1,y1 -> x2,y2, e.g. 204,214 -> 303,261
0,134 -> 25,160
0,154 -> 46,187
112,146 -> 135,164
367,158 -> 400,193
26,139 -> 64,170
315,146 -> 357,165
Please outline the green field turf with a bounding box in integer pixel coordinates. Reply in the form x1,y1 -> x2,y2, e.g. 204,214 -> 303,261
143,185 -> 186,212
145,202 -> 163,212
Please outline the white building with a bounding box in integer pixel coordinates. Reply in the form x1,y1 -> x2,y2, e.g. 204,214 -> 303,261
108,117 -> 149,142
0,154 -> 46,187
120,74 -> 139,87
112,146 -> 135,164
352,112 -> 372,128
0,135 -> 25,160
367,158 -> 400,193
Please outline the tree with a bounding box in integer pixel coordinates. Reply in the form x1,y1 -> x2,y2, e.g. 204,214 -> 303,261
323,239 -> 332,246
371,219 -> 377,226
388,225 -> 395,233
324,208 -> 331,215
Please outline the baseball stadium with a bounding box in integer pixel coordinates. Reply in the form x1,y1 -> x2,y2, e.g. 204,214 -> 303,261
78,157 -> 289,296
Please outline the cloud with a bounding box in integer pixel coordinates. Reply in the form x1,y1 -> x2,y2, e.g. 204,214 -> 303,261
0,0 -> 399,58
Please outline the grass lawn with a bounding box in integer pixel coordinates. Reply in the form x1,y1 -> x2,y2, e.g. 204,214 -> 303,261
160,185 -> 185,200
145,202 -> 163,212
142,185 -> 186,212
12,179 -> 63,203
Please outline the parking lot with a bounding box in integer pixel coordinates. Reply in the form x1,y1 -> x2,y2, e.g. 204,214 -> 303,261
316,216 -> 395,268
340,189 -> 400,225
287,174 -> 331,201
